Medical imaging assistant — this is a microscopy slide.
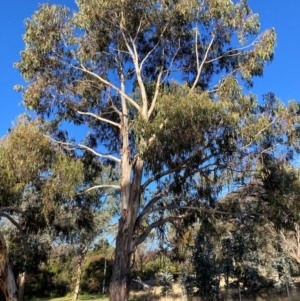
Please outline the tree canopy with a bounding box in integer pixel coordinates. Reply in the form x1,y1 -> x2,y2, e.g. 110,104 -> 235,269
14,1 -> 300,300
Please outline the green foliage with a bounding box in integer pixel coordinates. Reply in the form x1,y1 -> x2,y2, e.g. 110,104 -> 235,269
0,116 -> 114,299
13,1 -> 300,298
185,160 -> 300,299
144,261 -> 160,276
81,255 -> 113,294
193,219 -> 221,299
0,115 -> 84,212
14,0 -> 299,230
51,155 -> 84,200
157,267 -> 174,298
179,266 -> 195,298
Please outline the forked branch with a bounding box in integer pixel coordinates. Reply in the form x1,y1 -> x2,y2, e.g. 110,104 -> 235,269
79,64 -> 141,113
190,35 -> 215,92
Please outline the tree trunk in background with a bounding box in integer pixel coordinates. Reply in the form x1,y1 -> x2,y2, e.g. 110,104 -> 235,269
17,272 -> 25,301
72,246 -> 88,301
102,253 -> 107,294
0,232 -> 19,301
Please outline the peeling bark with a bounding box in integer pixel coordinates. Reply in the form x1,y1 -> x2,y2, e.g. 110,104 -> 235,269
109,158 -> 143,301
109,220 -> 134,301
0,232 -> 18,301
72,246 -> 88,301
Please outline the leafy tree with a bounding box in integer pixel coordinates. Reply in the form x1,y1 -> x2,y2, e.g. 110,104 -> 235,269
158,267 -> 174,299
70,208 -> 113,300
15,1 -> 300,300
193,218 -> 222,299
218,154 -> 299,293
81,251 -> 114,294
179,266 -> 194,300
0,116 -> 85,300
4,224 -> 52,301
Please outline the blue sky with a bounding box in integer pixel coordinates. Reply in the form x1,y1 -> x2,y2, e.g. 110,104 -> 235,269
0,0 -> 299,137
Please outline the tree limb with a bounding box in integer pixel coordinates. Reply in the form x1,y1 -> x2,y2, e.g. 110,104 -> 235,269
0,213 -> 23,232
139,205 -> 262,220
0,207 -> 23,213
76,110 -> 121,129
79,184 -> 120,194
141,165 -> 185,192
141,152 -> 215,191
205,37 -> 259,64
135,214 -> 191,247
79,64 -> 141,113
78,144 -> 121,163
140,25 -> 168,70
148,68 -> 163,119
190,35 -> 214,92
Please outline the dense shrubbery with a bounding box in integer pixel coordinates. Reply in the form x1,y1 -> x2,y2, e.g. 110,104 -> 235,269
81,254 -> 113,294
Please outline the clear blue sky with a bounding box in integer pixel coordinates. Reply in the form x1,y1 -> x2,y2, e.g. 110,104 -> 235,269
0,1 -> 299,137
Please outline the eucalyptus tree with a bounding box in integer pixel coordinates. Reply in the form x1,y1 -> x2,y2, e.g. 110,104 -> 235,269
0,116 -> 84,300
212,157 -> 300,295
68,198 -> 115,301
15,0 -> 300,300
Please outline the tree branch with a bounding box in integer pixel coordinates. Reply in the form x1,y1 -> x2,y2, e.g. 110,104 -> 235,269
78,144 -> 121,163
148,68 -> 163,119
142,165 -> 185,192
0,213 -> 23,232
135,214 -> 191,247
161,41 -> 181,83
47,137 -> 76,151
141,152 -> 215,191
79,184 -> 120,195
139,205 -> 262,220
138,190 -> 168,220
129,36 -> 148,115
140,25 -> 168,70
79,64 -> 141,113
0,207 -> 23,213
119,13 -> 148,116
76,110 -> 121,128
190,35 -> 214,92
205,37 -> 259,64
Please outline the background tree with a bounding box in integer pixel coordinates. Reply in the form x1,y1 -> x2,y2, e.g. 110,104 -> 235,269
184,157 -> 300,299
0,115 -> 85,299
81,240 -> 114,295
15,1 -> 300,300
193,218 -> 222,299
158,267 -> 174,299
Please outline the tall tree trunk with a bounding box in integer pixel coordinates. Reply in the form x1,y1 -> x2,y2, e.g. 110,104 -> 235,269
17,272 -> 25,301
72,246 -> 88,301
0,232 -> 19,301
109,222 -> 134,301
109,157 -> 143,301
102,253 -> 107,294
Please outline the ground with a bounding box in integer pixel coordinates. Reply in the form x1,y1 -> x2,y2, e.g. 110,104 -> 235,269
27,282 -> 300,301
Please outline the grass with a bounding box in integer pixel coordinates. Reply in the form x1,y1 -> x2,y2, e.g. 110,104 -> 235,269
27,294 -> 108,301
26,283 -> 300,301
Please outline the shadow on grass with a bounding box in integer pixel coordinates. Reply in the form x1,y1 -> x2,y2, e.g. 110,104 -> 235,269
129,289 -> 183,301
26,294 -> 109,301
